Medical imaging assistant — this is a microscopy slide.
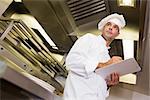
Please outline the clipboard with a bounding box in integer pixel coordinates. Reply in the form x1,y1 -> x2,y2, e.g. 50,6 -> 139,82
95,58 -> 141,79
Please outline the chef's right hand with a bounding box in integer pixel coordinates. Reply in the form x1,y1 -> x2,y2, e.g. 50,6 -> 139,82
109,56 -> 122,64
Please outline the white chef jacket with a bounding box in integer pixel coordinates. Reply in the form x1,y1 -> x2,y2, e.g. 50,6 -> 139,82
63,33 -> 110,100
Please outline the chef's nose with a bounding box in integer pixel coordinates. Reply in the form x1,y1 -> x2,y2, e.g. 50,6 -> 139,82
109,26 -> 112,30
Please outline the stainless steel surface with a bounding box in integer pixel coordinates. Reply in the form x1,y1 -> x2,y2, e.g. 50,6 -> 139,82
0,18 -> 66,93
0,20 -> 14,40
23,0 -> 76,52
135,1 -> 150,95
66,0 -> 110,26
0,0 -> 13,16
67,0 -> 106,21
0,62 -> 54,100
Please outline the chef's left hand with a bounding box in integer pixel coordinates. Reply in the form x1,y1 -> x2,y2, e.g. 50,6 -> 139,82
105,72 -> 120,87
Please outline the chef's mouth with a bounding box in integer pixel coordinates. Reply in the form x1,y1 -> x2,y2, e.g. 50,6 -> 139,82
106,31 -> 113,34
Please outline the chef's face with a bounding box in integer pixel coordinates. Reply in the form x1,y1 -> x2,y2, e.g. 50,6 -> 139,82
102,22 -> 120,40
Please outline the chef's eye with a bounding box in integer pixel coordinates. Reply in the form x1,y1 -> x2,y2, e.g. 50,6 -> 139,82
114,25 -> 119,30
106,22 -> 111,26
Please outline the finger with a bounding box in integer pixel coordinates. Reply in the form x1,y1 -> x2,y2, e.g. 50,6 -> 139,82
116,73 -> 120,81
113,75 -> 117,85
114,73 -> 119,84
106,80 -> 111,85
113,56 -> 122,60
110,73 -> 113,82
118,57 -> 122,60
107,80 -> 113,86
110,73 -> 117,85
112,73 -> 116,83
106,75 -> 112,86
110,73 -> 114,85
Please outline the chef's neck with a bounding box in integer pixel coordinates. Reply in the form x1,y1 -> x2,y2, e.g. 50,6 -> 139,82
101,34 -> 113,47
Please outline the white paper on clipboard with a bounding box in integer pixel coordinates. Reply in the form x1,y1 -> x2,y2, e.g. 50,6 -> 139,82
95,58 -> 141,79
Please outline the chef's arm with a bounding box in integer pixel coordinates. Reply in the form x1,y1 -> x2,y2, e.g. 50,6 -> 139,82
96,56 -> 122,69
96,60 -> 111,69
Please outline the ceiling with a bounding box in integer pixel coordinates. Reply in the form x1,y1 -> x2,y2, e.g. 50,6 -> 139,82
3,0 -> 141,52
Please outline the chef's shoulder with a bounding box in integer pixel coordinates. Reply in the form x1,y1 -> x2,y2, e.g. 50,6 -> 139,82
79,33 -> 97,40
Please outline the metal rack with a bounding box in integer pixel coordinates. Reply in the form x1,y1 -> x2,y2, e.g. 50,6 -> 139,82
0,17 -> 67,93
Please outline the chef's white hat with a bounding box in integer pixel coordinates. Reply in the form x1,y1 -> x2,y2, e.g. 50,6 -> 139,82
98,13 -> 126,30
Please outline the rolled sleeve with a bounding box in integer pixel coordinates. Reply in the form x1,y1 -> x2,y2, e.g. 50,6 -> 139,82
84,58 -> 99,75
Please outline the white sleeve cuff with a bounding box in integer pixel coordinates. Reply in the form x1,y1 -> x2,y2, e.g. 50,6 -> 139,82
84,59 -> 99,76
106,88 -> 110,97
